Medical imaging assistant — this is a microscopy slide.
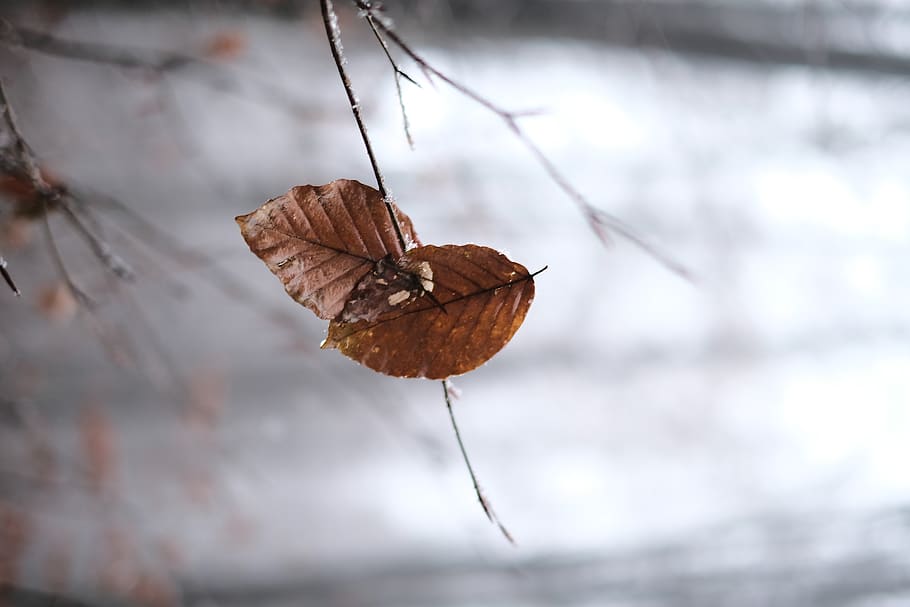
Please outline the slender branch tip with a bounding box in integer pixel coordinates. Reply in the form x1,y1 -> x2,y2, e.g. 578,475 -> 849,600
442,380 -> 515,544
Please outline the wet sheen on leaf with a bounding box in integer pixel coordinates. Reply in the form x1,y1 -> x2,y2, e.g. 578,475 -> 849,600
237,180 -> 536,379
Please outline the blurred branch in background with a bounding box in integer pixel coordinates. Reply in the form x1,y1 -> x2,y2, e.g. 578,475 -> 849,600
0,19 -> 196,71
0,17 -> 322,118
399,0 -> 910,76
6,0 -> 910,76
0,42 -> 318,367
1,77 -> 133,302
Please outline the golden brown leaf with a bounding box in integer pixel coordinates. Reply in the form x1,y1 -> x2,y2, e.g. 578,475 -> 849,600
323,244 -> 536,379
236,179 -> 420,320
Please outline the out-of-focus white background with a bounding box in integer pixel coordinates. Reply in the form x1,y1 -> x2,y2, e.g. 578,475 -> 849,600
1,1 -> 909,605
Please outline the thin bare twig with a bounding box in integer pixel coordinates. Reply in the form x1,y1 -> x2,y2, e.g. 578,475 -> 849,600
442,379 -> 515,544
0,79 -> 44,186
2,79 -> 165,372
39,198 -> 168,373
322,4 -> 515,541
0,254 -> 19,295
360,7 -> 419,148
40,199 -> 92,307
1,79 -> 88,302
320,0 -> 408,252
355,1 -> 692,280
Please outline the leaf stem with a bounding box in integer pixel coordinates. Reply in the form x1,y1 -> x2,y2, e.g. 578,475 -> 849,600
319,0 -> 408,253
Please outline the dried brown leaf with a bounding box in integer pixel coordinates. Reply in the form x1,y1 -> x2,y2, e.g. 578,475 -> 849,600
236,179 -> 420,320
323,244 -> 536,379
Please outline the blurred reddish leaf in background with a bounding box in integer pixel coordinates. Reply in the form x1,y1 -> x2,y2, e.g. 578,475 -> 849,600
204,30 -> 248,61
37,282 -> 77,324
0,217 -> 33,250
184,367 -> 226,435
79,403 -> 118,494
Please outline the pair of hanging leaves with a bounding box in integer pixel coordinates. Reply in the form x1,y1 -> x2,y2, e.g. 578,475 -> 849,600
236,179 -> 536,379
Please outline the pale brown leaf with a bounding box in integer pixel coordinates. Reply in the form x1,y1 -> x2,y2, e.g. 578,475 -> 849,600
236,179 -> 420,320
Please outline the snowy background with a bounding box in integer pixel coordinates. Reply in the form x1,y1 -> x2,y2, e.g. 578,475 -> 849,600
1,1 -> 909,605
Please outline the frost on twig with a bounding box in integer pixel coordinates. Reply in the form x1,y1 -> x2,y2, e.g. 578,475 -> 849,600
353,1 -> 692,280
